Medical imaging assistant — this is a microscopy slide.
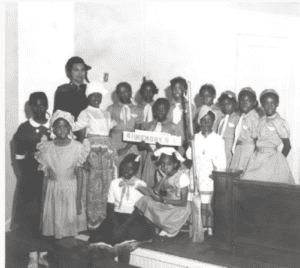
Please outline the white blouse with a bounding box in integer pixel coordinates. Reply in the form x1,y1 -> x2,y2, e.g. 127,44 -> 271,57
73,106 -> 117,136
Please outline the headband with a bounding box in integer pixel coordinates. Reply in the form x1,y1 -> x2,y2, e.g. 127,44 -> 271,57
154,147 -> 185,162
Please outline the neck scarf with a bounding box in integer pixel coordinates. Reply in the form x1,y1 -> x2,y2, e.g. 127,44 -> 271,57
118,177 -> 137,209
172,103 -> 182,125
120,104 -> 131,124
232,113 -> 244,154
218,114 -> 229,138
143,103 -> 153,123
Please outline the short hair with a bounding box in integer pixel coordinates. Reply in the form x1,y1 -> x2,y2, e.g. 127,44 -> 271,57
140,81 -> 159,95
260,92 -> 279,105
238,89 -> 258,109
116,82 -> 132,95
152,98 -> 170,113
170,77 -> 187,90
29,92 -> 48,106
199,83 -> 216,97
119,153 -> 140,177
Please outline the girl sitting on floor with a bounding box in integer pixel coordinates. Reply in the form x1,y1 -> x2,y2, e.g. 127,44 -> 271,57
243,89 -> 294,184
89,153 -> 154,263
135,147 -> 191,238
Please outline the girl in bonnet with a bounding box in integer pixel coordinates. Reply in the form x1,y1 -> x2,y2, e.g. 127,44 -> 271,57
73,81 -> 119,240
35,110 -> 89,240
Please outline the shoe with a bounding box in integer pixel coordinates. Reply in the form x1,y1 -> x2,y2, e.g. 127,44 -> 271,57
38,252 -> 49,267
27,252 -> 38,268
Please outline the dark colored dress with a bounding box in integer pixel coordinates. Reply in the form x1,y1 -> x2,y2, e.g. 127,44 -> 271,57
14,118 -> 50,252
53,83 -> 88,120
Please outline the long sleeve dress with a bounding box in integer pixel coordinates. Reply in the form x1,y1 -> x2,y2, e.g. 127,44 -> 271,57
35,139 -> 89,239
135,168 -> 191,236
73,106 -> 119,230
243,113 -> 294,184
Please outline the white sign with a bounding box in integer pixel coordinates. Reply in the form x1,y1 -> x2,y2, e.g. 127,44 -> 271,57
123,130 -> 181,146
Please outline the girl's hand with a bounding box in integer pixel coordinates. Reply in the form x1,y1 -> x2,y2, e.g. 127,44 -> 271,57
117,148 -> 128,156
151,193 -> 163,202
76,199 -> 82,215
157,167 -> 166,178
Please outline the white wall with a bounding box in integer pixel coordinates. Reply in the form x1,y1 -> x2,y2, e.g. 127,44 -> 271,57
75,2 -> 300,182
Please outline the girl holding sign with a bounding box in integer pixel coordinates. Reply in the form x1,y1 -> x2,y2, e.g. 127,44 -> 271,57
138,98 -> 179,187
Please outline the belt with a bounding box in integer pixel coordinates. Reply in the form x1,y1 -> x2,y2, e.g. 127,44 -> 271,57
236,140 -> 255,146
87,134 -> 109,138
256,147 -> 277,153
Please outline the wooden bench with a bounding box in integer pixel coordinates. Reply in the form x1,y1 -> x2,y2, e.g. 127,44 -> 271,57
212,169 -> 300,267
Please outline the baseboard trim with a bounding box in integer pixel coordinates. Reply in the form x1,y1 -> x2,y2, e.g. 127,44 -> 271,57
130,248 -> 225,268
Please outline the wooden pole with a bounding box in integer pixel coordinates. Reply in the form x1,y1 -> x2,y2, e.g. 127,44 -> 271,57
187,81 -> 204,243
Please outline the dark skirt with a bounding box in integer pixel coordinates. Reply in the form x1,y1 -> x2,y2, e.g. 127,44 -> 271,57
90,211 -> 154,246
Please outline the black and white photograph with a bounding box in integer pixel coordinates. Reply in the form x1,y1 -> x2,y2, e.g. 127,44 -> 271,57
4,2 -> 300,268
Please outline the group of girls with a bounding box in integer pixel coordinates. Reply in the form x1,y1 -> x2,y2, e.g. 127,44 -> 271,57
14,56 -> 295,268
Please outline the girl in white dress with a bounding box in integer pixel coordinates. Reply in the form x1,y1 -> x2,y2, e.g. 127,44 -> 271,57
187,106 -> 226,235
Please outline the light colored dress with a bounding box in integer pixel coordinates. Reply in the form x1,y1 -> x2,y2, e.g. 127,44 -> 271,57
243,113 -> 295,184
74,106 -> 119,230
137,100 -> 155,126
35,139 -> 89,239
167,99 -> 196,155
187,132 -> 226,204
217,112 -> 240,168
140,120 -> 179,187
107,102 -> 143,166
229,109 -> 259,171
135,169 -> 191,235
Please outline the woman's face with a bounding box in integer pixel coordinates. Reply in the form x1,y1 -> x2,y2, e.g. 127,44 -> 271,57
31,98 -> 48,119
154,103 -> 168,122
53,118 -> 70,140
121,162 -> 137,180
88,93 -> 102,108
171,83 -> 185,102
117,86 -> 131,104
200,89 -> 215,106
159,154 -> 178,176
141,85 -> 155,103
69,63 -> 86,85
262,96 -> 278,116
200,113 -> 214,132
220,99 -> 235,115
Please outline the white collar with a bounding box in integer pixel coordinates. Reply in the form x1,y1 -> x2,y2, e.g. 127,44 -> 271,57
29,116 -> 50,128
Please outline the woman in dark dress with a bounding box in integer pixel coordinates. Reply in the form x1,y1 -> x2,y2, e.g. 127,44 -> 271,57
53,56 -> 92,139
14,92 -> 51,268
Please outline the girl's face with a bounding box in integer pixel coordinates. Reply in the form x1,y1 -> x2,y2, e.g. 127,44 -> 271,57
239,93 -> 256,114
262,96 -> 278,116
121,162 -> 137,180
141,85 -> 155,103
200,89 -> 215,106
171,83 -> 185,102
53,119 -> 71,140
69,63 -> 86,85
154,103 -> 168,122
220,99 -> 235,115
200,113 -> 214,132
31,99 -> 48,120
88,93 -> 102,108
159,154 -> 178,176
117,86 -> 131,104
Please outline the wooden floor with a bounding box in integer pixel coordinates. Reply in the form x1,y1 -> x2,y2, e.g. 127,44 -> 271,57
5,227 -> 297,268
